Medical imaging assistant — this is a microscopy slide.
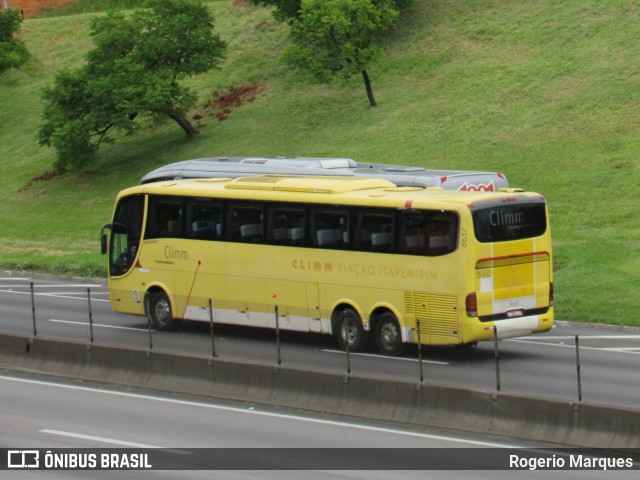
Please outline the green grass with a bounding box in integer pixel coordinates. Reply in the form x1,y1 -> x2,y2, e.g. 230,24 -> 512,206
1,0 -> 639,326
36,0 -> 148,17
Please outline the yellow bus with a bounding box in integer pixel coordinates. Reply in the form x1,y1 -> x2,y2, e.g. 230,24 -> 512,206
101,175 -> 554,355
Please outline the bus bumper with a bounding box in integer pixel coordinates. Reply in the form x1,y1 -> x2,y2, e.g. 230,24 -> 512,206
493,314 -> 553,340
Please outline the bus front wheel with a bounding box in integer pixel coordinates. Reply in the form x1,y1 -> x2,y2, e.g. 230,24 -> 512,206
148,291 -> 176,331
376,313 -> 405,356
335,308 -> 370,352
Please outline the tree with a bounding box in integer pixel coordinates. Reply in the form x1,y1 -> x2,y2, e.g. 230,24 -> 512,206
283,0 -> 399,107
251,0 -> 412,23
38,0 -> 226,172
251,0 -> 301,23
0,8 -> 30,74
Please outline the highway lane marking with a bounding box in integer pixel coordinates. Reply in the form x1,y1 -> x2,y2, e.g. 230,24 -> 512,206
0,288 -> 110,302
593,348 -> 640,355
49,319 -> 146,332
0,283 -> 103,288
40,292 -> 109,302
1,375 -> 520,448
507,337 -> 640,355
322,349 -> 449,365
0,285 -> 37,288
41,429 -> 191,454
41,429 -> 162,448
511,335 -> 640,340
37,293 -> 110,302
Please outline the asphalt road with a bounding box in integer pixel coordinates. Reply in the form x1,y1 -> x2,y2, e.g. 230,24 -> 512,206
1,272 -> 640,410
1,373 -> 637,479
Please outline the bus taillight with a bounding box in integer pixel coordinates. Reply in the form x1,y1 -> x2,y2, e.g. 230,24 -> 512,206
465,292 -> 478,317
549,282 -> 554,306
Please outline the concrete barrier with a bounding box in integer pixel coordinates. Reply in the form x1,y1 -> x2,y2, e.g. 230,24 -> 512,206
1,333 -> 639,449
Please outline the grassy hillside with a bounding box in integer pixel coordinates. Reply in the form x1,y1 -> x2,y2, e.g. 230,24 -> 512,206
1,0 -> 639,326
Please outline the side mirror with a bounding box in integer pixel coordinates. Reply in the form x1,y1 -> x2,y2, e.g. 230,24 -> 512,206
100,233 -> 108,255
100,224 -> 112,254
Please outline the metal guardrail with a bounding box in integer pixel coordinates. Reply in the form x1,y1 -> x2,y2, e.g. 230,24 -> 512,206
6,280 -> 640,410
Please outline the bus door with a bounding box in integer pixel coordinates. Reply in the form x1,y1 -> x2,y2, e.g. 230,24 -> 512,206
266,280 -> 320,332
306,283 -> 322,333
102,194 -> 145,315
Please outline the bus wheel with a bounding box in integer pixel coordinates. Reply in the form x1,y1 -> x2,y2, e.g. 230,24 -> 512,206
376,312 -> 405,356
335,308 -> 370,352
148,291 -> 176,331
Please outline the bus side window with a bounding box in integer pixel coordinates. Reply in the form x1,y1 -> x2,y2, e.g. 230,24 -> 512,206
188,198 -> 222,240
399,211 -> 427,255
267,204 -> 306,246
167,219 -> 182,236
355,209 -> 394,252
428,213 -> 458,255
311,207 -> 350,249
399,210 -> 457,256
145,196 -> 185,239
228,202 -> 264,243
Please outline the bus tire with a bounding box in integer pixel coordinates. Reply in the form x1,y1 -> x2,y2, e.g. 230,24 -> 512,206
376,312 -> 405,356
335,308 -> 370,352
148,290 -> 176,331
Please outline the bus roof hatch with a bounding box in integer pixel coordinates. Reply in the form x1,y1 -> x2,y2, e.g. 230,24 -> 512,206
225,175 -> 396,194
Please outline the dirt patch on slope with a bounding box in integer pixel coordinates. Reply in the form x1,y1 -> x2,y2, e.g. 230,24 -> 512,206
9,0 -> 78,18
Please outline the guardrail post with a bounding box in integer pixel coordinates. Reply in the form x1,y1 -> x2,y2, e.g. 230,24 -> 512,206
208,298 -> 217,363
575,335 -> 582,405
343,333 -> 351,382
493,325 -> 501,395
87,287 -> 94,347
145,295 -> 153,358
30,282 -> 37,337
416,318 -> 424,386
274,305 -> 281,372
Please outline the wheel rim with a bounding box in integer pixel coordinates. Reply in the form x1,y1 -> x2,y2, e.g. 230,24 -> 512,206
154,297 -> 171,325
379,321 -> 400,351
342,317 -> 357,346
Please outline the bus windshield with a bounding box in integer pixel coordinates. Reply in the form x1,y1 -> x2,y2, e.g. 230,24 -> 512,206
108,195 -> 144,277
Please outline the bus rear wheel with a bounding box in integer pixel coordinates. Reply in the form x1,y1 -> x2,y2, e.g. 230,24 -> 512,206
148,291 -> 176,331
376,312 -> 405,356
335,308 -> 371,352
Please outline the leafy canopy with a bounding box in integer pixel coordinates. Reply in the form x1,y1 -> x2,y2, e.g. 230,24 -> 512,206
251,0 -> 301,23
253,0 -> 412,22
38,0 -> 226,173
0,8 -> 30,74
284,0 -> 399,106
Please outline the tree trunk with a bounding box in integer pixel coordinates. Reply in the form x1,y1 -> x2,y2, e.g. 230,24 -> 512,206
166,109 -> 199,136
361,70 -> 377,107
